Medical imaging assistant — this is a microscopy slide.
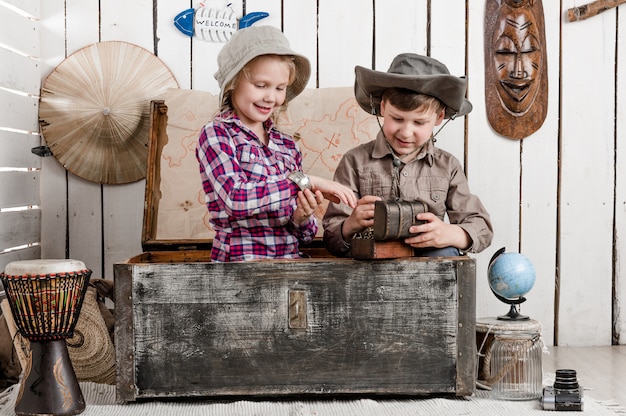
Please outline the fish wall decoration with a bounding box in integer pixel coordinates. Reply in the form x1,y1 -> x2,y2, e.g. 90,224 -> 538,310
174,3 -> 268,42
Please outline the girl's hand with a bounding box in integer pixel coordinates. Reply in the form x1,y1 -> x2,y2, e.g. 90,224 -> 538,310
308,175 -> 357,208
293,189 -> 324,226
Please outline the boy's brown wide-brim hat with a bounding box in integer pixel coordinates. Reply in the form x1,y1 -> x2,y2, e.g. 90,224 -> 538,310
214,25 -> 311,103
354,53 -> 472,119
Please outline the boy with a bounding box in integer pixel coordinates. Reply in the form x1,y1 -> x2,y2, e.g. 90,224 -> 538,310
323,53 -> 493,257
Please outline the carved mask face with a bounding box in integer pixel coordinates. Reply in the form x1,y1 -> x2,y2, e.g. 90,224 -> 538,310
492,0 -> 542,114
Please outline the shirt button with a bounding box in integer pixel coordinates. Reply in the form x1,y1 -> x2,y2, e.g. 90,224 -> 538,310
250,154 -> 256,160
402,171 -> 408,177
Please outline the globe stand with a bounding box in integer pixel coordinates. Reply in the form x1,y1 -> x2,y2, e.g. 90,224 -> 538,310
491,288 -> 530,321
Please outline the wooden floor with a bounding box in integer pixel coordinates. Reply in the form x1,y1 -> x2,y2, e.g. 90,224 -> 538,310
543,346 -> 626,407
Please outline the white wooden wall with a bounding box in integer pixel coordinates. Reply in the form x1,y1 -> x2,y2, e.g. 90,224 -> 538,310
0,0 -> 42,268
2,0 -> 625,346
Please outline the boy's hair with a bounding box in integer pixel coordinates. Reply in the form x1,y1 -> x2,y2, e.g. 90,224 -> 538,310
220,54 -> 297,113
381,87 -> 446,115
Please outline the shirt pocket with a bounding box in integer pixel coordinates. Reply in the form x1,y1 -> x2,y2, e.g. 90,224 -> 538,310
272,149 -> 299,178
417,176 -> 449,215
359,170 -> 393,199
237,144 -> 267,182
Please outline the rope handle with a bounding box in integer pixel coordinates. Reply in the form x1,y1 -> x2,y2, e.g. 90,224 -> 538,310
477,324 -> 541,387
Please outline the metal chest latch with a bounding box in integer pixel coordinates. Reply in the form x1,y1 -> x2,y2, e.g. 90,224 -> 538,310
288,290 -> 307,329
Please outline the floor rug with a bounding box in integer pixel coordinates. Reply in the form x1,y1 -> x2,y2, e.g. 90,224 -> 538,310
0,382 -> 623,416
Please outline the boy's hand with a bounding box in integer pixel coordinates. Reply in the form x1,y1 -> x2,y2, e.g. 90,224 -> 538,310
341,195 -> 381,241
404,212 -> 471,250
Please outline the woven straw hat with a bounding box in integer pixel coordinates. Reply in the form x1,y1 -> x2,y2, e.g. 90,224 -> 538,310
39,41 -> 179,184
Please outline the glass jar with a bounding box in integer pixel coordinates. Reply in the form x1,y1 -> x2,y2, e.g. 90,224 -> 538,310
490,331 -> 543,400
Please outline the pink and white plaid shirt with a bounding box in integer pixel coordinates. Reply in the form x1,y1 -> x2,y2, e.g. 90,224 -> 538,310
196,110 -> 317,262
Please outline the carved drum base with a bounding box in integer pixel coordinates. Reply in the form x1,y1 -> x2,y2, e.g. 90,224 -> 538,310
16,340 -> 85,416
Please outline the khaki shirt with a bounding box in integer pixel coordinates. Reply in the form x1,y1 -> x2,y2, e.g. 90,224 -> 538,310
322,131 -> 493,256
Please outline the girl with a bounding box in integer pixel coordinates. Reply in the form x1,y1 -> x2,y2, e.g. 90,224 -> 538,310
196,26 -> 356,262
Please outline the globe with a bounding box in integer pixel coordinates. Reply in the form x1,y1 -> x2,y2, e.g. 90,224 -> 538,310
488,251 -> 536,300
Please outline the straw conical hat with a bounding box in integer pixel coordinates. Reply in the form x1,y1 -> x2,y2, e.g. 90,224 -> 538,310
39,41 -> 179,184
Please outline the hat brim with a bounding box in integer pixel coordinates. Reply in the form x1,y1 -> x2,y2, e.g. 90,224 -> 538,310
354,66 -> 472,118
219,51 -> 310,103
215,27 -> 311,103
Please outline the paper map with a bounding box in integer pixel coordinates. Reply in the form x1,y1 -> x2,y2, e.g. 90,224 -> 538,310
156,87 -> 379,240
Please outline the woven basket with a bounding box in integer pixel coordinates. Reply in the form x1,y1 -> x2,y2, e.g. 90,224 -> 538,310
66,288 -> 115,384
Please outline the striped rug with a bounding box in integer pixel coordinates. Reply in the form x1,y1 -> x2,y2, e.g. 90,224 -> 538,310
1,381 -> 622,416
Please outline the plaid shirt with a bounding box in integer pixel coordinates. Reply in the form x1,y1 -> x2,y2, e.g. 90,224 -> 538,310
196,110 -> 317,262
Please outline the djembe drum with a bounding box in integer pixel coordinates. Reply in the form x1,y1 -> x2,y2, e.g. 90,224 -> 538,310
0,259 -> 91,416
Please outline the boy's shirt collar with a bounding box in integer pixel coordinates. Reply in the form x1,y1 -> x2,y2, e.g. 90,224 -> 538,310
372,131 -> 435,166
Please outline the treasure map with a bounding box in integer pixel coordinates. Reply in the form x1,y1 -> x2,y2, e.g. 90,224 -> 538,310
156,87 -> 379,240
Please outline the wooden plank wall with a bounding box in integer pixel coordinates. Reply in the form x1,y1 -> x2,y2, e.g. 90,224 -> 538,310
0,0 -> 42,270
25,0 -> 625,346
560,3 -> 615,346
617,8 -> 626,346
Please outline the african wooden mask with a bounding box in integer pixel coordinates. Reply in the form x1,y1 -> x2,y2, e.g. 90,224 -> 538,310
485,0 -> 548,139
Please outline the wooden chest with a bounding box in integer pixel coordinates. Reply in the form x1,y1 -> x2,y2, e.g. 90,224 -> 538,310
115,252 -> 476,402
114,90 -> 477,402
